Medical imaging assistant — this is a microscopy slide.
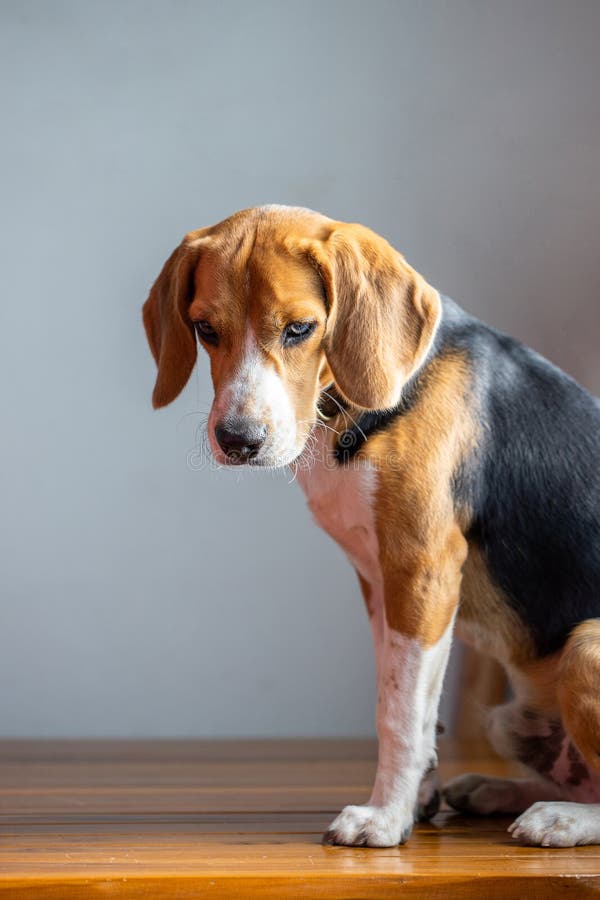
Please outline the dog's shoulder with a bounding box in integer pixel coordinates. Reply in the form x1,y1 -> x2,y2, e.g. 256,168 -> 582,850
334,294 -> 600,658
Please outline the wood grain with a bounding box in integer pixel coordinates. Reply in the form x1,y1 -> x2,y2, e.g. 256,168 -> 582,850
0,738 -> 598,898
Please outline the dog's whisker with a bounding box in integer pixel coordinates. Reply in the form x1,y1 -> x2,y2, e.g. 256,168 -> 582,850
319,389 -> 352,427
320,389 -> 368,441
297,418 -> 343,438
178,409 -> 211,428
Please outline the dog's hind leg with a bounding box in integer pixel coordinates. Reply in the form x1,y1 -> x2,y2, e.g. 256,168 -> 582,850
444,772 -> 564,815
447,621 -> 600,846
558,619 -> 600,777
509,620 -> 600,847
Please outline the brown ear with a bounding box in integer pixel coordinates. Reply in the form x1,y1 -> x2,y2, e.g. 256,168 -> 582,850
304,223 -> 441,410
142,235 -> 204,408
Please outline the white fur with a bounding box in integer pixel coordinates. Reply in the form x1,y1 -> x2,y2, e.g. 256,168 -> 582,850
296,431 -> 380,580
329,624 -> 453,847
297,427 -> 452,846
208,329 -> 301,466
509,802 -> 600,847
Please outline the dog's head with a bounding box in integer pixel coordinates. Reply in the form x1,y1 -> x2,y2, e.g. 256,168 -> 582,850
143,205 -> 440,467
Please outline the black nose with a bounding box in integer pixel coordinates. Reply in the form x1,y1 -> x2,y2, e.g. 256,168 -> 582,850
215,422 -> 267,461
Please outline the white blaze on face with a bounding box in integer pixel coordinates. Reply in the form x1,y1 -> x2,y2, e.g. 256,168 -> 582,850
208,329 -> 300,466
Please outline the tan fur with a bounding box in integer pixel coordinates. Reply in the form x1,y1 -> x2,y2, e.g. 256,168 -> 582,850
143,206 -> 440,417
507,654 -> 562,713
458,543 -> 536,667
558,619 -> 600,772
144,213 -> 328,436
357,572 -> 376,619
143,234 -> 207,408
353,353 -> 479,646
289,223 -> 441,410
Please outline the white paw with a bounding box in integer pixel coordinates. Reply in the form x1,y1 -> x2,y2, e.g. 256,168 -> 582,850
444,773 -> 520,815
323,803 -> 413,847
509,802 -> 600,847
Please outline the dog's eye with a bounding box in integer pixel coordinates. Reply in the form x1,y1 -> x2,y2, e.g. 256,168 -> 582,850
282,320 -> 316,347
195,320 -> 219,346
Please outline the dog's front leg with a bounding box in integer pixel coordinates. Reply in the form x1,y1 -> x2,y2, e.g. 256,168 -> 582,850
325,528 -> 465,847
356,567 -> 443,816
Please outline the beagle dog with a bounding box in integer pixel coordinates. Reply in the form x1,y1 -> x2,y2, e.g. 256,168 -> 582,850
143,205 -> 600,848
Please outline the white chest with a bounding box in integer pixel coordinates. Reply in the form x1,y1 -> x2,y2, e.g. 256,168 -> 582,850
296,430 -> 382,585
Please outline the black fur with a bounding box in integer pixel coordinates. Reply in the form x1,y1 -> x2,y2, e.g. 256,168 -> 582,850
334,295 -> 600,657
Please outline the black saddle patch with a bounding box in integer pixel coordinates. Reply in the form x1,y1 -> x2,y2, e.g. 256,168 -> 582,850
440,296 -> 600,657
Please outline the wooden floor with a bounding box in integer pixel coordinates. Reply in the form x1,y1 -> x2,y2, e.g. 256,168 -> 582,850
1,738 -> 599,898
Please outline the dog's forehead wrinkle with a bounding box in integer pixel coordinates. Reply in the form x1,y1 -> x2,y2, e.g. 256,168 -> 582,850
198,210 -> 330,327
239,221 -> 261,299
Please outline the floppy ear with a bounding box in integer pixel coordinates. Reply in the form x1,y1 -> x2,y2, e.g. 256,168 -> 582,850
304,223 -> 441,410
142,236 -> 204,409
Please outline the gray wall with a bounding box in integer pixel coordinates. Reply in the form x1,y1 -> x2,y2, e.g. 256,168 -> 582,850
1,0 -> 599,737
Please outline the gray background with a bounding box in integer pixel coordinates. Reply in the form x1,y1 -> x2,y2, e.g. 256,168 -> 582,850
1,0 -> 599,737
